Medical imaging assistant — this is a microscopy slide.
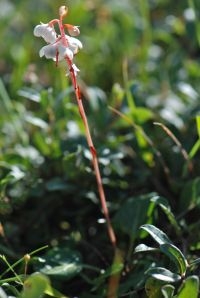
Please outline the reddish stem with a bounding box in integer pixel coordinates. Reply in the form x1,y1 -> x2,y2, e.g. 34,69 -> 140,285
56,14 -> 117,247
67,58 -> 116,247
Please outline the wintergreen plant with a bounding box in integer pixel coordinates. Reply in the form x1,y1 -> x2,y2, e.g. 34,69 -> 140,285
33,5 -> 116,248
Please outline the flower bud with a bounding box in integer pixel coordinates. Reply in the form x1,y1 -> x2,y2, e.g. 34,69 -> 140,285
64,24 -> 80,36
59,6 -> 68,18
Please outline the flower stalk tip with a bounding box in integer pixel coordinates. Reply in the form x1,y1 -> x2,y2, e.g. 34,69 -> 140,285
59,5 -> 68,18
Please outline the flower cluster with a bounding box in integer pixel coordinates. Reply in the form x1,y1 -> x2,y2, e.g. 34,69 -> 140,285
33,6 -> 82,74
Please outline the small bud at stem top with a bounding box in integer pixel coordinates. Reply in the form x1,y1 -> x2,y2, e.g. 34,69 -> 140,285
59,6 -> 68,18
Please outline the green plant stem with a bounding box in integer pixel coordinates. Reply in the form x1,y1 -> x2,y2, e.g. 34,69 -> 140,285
0,255 -> 23,284
153,122 -> 193,174
0,245 -> 48,279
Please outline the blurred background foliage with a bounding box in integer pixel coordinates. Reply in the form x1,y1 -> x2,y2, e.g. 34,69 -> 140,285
1,0 -> 200,297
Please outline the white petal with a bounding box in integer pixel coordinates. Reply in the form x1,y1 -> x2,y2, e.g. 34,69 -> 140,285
57,42 -> 74,61
39,44 -> 57,59
42,26 -> 57,43
33,24 -> 45,37
33,23 -> 57,43
39,47 -> 45,57
69,37 -> 83,49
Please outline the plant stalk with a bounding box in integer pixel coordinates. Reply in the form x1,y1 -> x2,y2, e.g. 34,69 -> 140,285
66,57 -> 116,247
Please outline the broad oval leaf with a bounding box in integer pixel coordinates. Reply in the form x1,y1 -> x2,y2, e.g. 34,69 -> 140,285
140,224 -> 172,245
20,273 -> 49,298
177,276 -> 199,298
146,267 -> 181,283
35,247 -> 82,280
160,243 -> 188,276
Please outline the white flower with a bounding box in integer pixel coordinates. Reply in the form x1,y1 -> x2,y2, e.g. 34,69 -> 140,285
39,42 -> 74,61
34,18 -> 83,67
39,36 -> 82,62
33,23 -> 57,43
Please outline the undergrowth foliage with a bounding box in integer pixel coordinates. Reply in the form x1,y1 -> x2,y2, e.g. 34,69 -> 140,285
0,0 -> 200,297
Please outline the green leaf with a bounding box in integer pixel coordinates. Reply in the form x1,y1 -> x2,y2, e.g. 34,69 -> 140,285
114,194 -> 156,239
146,267 -> 181,283
41,263 -> 82,278
160,244 -> 187,276
132,107 -> 154,124
140,224 -> 172,245
161,284 -> 175,298
177,276 -> 199,298
145,277 -> 165,298
150,196 -> 180,233
25,114 -> 49,130
20,273 -> 49,298
1,283 -> 20,296
36,247 -> 82,280
135,244 -> 159,253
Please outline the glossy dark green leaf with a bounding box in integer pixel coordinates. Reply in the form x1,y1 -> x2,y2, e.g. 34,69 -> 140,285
140,224 -> 172,245
177,276 -> 199,298
36,247 -> 82,280
134,244 -> 158,253
41,263 -> 82,278
146,267 -> 181,283
114,194 -> 156,239
160,243 -> 187,276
